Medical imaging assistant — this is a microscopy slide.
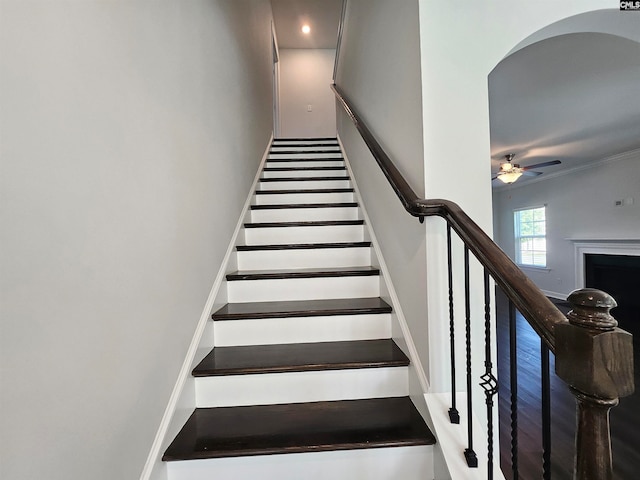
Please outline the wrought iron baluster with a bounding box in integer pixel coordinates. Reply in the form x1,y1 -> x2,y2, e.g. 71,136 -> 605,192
447,223 -> 460,423
464,246 -> 478,467
509,298 -> 519,479
541,342 -> 551,480
480,269 -> 498,479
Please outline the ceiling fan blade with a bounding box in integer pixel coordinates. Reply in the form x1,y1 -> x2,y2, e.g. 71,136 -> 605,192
521,170 -> 543,177
522,159 -> 561,170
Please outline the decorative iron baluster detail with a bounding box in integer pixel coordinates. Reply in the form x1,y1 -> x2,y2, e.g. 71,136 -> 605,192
447,223 -> 460,424
480,269 -> 498,479
464,246 -> 478,467
509,298 -> 519,479
541,342 -> 551,480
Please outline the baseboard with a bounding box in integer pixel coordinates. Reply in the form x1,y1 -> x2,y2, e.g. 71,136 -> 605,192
425,392 -> 505,480
540,289 -> 569,301
337,134 -> 430,397
139,133 -> 273,480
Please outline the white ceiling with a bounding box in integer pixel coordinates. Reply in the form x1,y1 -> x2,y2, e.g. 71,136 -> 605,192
489,32 -> 640,187
271,0 -> 342,49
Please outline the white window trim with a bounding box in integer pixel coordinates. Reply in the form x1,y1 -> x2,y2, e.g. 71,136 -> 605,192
514,205 -> 547,268
520,265 -> 552,272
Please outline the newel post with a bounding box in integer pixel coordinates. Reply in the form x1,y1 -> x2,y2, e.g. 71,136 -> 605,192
555,289 -> 634,480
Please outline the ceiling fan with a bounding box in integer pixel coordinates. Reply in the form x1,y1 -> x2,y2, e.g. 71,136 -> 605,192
492,154 -> 561,184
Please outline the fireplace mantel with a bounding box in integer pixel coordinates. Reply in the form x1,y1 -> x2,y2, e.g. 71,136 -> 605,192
570,239 -> 640,289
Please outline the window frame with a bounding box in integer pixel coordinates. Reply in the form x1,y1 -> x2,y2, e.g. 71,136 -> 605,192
513,205 -> 547,268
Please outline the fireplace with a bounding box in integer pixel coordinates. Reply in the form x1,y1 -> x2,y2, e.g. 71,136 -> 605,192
585,253 -> 640,330
573,239 -> 640,329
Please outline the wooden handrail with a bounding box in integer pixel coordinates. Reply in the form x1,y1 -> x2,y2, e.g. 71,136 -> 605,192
331,83 -> 565,350
332,0 -> 347,83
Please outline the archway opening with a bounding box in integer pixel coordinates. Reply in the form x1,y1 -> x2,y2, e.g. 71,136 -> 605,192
488,16 -> 640,479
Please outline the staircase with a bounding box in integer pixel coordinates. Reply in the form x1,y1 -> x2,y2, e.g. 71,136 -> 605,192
161,138 -> 436,479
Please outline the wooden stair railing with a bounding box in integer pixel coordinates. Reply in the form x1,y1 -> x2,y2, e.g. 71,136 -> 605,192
331,83 -> 634,480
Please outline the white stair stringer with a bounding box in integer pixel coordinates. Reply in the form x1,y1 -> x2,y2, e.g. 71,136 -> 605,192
140,134 -> 275,480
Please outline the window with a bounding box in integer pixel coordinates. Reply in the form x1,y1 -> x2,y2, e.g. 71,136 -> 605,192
514,206 -> 546,267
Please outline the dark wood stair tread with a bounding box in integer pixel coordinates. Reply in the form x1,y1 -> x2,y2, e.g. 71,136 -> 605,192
244,220 -> 363,228
226,266 -> 379,281
237,241 -> 370,251
251,202 -> 357,210
162,397 -> 435,461
212,297 -> 392,321
192,339 -> 409,377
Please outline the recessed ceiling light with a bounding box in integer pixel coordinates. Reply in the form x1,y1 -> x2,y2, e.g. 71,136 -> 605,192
301,25 -> 311,34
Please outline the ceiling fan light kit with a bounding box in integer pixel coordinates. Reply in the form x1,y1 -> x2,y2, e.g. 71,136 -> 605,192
493,153 -> 561,184
497,170 -> 523,184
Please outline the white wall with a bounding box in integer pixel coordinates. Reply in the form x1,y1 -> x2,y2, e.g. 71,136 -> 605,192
0,2 -> 274,479
278,49 -> 336,138
493,152 -> 640,299
335,0 -> 429,386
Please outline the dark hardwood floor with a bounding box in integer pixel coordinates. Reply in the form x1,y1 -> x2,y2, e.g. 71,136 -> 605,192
496,290 -> 640,480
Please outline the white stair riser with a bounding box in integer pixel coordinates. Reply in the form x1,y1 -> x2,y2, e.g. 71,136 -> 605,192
254,192 -> 354,204
250,207 -> 359,223
270,146 -> 341,152
244,225 -> 364,244
268,152 -> 342,159
266,160 -> 344,168
167,445 -> 433,480
258,180 -> 351,191
214,314 -> 392,347
237,247 -> 371,270
262,169 -> 347,178
195,367 -> 409,408
226,275 -> 380,303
